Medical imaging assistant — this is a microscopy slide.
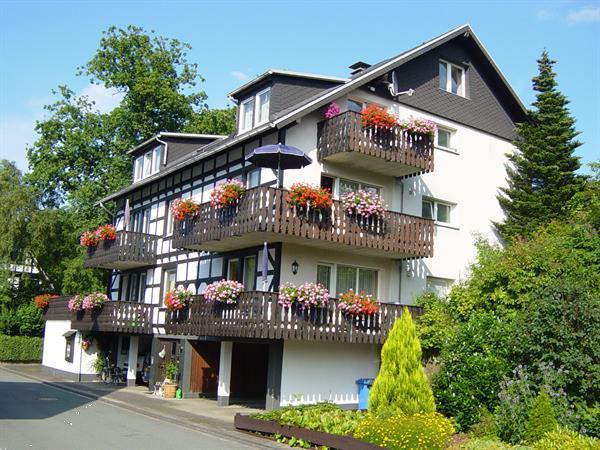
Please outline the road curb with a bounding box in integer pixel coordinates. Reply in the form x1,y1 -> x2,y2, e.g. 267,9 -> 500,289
0,365 -> 284,449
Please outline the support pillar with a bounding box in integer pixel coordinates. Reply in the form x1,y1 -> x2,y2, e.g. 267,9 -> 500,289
126,336 -> 139,387
217,341 -> 233,406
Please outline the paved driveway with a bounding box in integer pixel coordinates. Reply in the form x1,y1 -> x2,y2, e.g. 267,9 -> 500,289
0,367 -> 274,450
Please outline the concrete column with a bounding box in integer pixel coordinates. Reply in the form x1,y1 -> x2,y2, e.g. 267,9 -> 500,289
217,341 -> 233,406
126,336 -> 139,387
266,340 -> 283,410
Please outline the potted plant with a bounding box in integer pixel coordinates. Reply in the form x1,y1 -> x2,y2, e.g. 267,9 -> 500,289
288,183 -> 333,218
80,231 -> 98,248
82,293 -> 108,311
398,116 -> 437,138
170,197 -> 200,221
277,282 -> 330,310
210,179 -> 246,209
163,361 -> 179,398
68,295 -> 84,312
341,190 -> 386,220
164,286 -> 194,311
323,102 -> 340,119
338,289 -> 380,316
361,105 -> 397,129
204,279 -> 245,304
95,224 -> 117,241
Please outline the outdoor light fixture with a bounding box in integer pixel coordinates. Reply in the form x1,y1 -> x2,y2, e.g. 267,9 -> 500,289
291,260 -> 299,275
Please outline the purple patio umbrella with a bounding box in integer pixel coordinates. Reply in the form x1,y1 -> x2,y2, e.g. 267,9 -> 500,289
245,143 -> 312,188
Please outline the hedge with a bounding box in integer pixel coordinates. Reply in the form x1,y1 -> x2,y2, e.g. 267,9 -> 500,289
0,335 -> 43,362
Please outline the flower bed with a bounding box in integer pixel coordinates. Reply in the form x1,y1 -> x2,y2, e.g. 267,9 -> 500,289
361,105 -> 397,129
204,280 -> 244,304
210,179 -> 246,209
164,286 -> 193,311
80,231 -> 99,247
170,197 -> 200,221
278,282 -> 330,309
95,224 -> 117,241
338,290 -> 380,316
341,190 -> 386,219
288,183 -> 333,212
398,116 -> 437,137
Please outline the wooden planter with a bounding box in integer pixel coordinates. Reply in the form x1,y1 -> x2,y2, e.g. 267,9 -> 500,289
163,384 -> 177,399
234,414 -> 381,450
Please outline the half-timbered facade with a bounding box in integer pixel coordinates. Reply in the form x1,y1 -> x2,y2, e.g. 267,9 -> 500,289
42,24 -> 527,410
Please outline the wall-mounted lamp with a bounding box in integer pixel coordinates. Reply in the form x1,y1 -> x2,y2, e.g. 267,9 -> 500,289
291,260 -> 299,275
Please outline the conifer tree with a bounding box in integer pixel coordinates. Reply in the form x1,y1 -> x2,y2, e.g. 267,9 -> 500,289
368,307 -> 436,416
497,51 -> 582,240
524,390 -> 558,443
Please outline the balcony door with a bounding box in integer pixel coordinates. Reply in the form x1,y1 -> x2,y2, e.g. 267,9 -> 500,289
226,255 -> 257,291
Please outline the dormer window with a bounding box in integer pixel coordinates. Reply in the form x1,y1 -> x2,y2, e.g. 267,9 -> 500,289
439,60 -> 465,97
133,145 -> 162,182
238,87 -> 271,132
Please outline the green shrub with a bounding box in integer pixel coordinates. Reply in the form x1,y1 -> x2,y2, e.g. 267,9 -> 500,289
469,408 -> 498,439
532,427 -> 600,450
354,412 -> 455,450
452,438 -> 532,449
578,403 -> 600,438
0,334 -> 42,361
15,301 -> 43,336
369,308 -> 435,417
524,391 -> 558,443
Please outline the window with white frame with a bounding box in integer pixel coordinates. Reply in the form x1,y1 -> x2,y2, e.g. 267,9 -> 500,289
239,97 -> 255,132
163,269 -> 176,297
436,127 -> 455,150
246,168 -> 261,188
338,178 -> 380,197
439,60 -> 465,97
422,198 -> 453,224
133,145 -> 162,182
166,199 -> 175,236
426,276 -> 454,297
238,87 -> 271,132
316,264 -> 332,291
255,88 -> 271,125
317,263 -> 378,297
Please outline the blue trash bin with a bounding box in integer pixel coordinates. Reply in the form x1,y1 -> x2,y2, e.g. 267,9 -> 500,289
356,378 -> 375,410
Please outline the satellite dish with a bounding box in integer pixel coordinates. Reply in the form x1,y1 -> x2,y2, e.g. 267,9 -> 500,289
388,71 -> 414,97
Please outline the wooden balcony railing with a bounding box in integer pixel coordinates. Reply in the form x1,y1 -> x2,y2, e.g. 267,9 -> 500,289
317,111 -> 434,177
83,231 -> 159,270
43,296 -> 154,335
172,186 -> 434,258
164,291 -> 423,344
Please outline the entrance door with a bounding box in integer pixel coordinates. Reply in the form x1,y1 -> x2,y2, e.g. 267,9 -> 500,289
189,341 -> 220,394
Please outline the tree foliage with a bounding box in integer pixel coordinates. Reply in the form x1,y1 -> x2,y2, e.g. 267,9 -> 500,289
369,308 -> 436,416
497,51 -> 583,240
185,107 -> 236,135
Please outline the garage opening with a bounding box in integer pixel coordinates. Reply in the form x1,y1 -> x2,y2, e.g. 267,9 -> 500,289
230,342 -> 269,408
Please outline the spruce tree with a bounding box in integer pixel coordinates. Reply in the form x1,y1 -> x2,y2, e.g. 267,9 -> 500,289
368,307 -> 436,416
524,390 -> 558,443
497,51 -> 582,240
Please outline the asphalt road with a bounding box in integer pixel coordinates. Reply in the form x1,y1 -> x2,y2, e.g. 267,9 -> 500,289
0,368 -> 269,450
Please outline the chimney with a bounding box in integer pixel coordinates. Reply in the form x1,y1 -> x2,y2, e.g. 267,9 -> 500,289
349,61 -> 371,76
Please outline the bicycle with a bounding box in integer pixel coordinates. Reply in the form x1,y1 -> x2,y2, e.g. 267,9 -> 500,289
100,356 -> 125,384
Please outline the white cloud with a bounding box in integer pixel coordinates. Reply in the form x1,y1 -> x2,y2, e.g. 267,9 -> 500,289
536,8 -> 553,20
78,84 -> 124,113
566,5 -> 600,24
231,71 -> 250,82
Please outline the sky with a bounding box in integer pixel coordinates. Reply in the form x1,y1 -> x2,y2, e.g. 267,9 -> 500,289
0,0 -> 598,173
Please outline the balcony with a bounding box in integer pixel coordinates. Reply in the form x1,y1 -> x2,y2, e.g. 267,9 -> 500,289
164,291 -> 423,344
317,111 -> 434,177
83,231 -> 159,270
172,186 -> 434,258
43,296 -> 155,335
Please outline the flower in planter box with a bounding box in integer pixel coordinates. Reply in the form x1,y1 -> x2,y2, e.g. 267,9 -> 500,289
341,190 -> 386,219
398,116 -> 437,137
278,282 -> 330,309
323,102 -> 340,119
68,295 -> 84,312
34,294 -> 58,310
80,231 -> 99,247
361,105 -> 397,129
82,293 -> 108,311
277,283 -> 298,308
95,224 -> 117,241
81,338 -> 92,351
210,179 -> 246,209
289,183 -> 333,211
338,289 -> 380,316
204,280 -> 244,304
164,286 -> 194,311
170,197 -> 200,221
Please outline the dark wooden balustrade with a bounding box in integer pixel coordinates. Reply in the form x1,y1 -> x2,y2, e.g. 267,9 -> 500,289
164,291 -> 423,344
84,230 -> 159,270
317,111 -> 434,177
43,296 -> 154,335
172,186 -> 434,258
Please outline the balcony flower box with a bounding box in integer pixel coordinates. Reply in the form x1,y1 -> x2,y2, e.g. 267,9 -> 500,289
204,279 -> 244,305
361,105 -> 397,129
68,293 -> 107,312
34,294 -> 58,310
170,198 -> 200,221
398,117 -> 437,138
164,286 -> 193,311
278,282 -> 330,310
323,102 -> 340,119
80,231 -> 99,247
338,289 -> 380,316
288,183 -> 333,222
210,179 -> 246,210
341,190 -> 386,220
95,224 -> 117,241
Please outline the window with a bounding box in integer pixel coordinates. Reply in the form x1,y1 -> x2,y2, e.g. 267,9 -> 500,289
133,145 -> 163,182
422,198 -> 453,224
347,99 -> 364,113
316,264 -> 332,291
426,276 -> 453,297
132,208 -> 151,234
246,168 -> 261,188
163,269 -> 176,297
240,98 -> 254,132
243,256 -> 257,291
166,200 -> 175,236
255,88 -> 271,125
339,178 -> 380,197
64,332 -> 75,362
439,61 -> 465,97
437,127 -> 454,149
335,265 -> 378,297
227,258 -> 239,281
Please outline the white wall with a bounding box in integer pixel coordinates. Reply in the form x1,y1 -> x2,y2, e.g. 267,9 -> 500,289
42,320 -> 98,376
280,341 -> 380,406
